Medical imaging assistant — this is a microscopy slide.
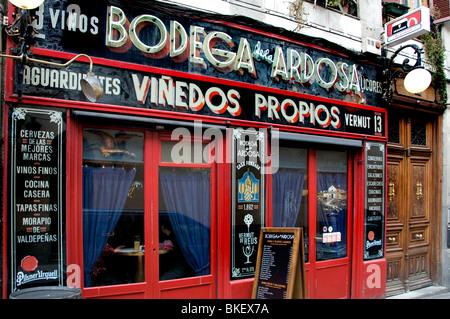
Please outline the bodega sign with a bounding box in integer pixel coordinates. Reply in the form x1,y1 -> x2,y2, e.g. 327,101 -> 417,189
105,6 -> 360,94
29,1 -> 383,106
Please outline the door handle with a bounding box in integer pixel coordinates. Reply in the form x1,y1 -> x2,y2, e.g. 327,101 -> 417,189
416,182 -> 423,200
388,182 -> 395,201
414,233 -> 423,239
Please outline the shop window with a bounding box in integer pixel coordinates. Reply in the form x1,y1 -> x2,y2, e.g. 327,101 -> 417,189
82,129 -> 145,287
272,147 -> 309,261
159,167 -> 211,280
316,150 -> 348,261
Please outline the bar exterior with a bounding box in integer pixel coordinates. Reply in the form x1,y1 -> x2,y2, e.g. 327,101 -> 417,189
2,0 -> 388,299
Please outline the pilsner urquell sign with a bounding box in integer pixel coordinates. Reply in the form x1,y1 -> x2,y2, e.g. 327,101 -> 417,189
9,107 -> 66,292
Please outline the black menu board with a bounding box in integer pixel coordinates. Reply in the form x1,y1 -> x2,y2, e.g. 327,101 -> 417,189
252,228 -> 305,299
364,141 -> 385,260
9,107 -> 66,292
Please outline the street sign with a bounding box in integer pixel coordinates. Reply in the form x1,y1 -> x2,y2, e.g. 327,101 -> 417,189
384,6 -> 430,46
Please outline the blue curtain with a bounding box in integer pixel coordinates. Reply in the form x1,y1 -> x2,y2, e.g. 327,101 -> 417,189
272,168 -> 305,227
82,166 -> 136,287
159,168 -> 211,276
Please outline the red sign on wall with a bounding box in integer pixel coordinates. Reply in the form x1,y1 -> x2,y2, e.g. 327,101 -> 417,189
384,6 -> 430,46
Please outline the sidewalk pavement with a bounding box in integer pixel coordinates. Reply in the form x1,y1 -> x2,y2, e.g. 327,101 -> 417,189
387,286 -> 449,299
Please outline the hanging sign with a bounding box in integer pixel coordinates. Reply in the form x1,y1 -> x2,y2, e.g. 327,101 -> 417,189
384,6 -> 430,46
231,128 -> 266,279
252,227 -> 306,299
9,107 -> 66,292
364,141 -> 385,260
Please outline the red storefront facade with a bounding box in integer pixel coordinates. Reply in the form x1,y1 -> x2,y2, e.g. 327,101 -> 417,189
3,0 -> 387,299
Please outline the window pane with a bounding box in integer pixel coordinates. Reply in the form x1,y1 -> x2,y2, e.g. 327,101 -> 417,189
388,118 -> 400,144
159,167 -> 211,280
411,120 -> 426,146
161,140 -> 208,164
82,129 -> 145,287
272,147 -> 309,262
316,150 -> 348,261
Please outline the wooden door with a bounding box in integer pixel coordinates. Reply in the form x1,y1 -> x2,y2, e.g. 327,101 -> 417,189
386,115 -> 435,296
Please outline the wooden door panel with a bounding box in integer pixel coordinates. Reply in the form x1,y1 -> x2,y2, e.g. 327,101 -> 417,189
386,254 -> 405,296
406,158 -> 432,290
410,161 -> 428,219
387,159 -> 402,221
405,251 -> 432,291
386,157 -> 406,295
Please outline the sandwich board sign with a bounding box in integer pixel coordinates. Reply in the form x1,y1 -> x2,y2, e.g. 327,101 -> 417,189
384,6 -> 430,46
252,227 -> 306,299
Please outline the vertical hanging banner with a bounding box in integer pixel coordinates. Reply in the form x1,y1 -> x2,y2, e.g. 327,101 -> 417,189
9,107 -> 66,292
364,141 -> 385,259
231,128 -> 266,279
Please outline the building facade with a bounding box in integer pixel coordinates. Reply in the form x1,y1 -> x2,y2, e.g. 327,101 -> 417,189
0,0 -> 446,299
433,0 -> 450,292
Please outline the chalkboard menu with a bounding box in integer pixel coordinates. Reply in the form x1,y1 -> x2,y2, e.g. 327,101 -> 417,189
252,228 -> 306,299
364,142 -> 385,260
231,128 -> 266,279
9,107 -> 66,292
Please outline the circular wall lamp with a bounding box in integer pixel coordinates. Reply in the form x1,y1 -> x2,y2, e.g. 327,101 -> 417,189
9,0 -> 45,9
382,44 -> 432,104
403,67 -> 432,94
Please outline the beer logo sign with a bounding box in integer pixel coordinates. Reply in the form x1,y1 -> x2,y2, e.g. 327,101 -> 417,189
238,170 -> 259,203
21,255 -> 38,272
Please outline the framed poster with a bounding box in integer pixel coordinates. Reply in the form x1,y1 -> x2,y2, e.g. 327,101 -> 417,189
364,141 -> 385,260
231,128 -> 265,279
9,107 -> 66,292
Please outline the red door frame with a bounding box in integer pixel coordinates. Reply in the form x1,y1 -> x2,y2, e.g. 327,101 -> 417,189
220,145 -> 357,299
67,123 -> 218,299
156,132 -> 217,299
307,149 -> 354,299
